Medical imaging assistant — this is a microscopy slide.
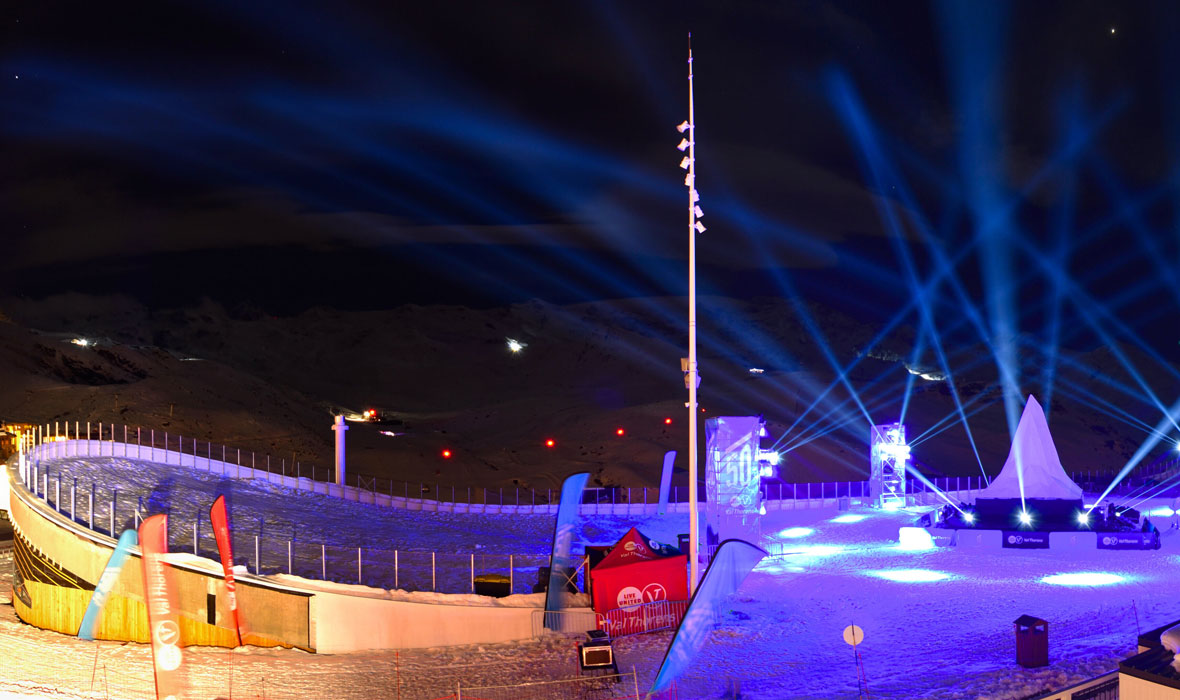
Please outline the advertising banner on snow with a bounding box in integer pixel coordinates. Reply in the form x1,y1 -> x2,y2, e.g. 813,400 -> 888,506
1002,531 -> 1050,549
210,495 -> 250,645
544,472 -> 589,626
139,514 -> 185,700
78,528 -> 138,641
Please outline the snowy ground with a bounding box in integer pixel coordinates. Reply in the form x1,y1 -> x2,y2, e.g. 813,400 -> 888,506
5,455 -> 1180,698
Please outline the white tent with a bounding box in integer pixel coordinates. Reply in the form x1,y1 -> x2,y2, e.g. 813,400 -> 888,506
977,395 -> 1083,501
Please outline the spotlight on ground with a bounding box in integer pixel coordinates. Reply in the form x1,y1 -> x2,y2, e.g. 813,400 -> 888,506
831,514 -> 867,524
1041,572 -> 1126,586
777,527 -> 814,539
870,569 -> 952,583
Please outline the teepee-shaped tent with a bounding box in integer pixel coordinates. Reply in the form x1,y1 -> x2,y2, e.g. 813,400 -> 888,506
978,395 -> 1082,501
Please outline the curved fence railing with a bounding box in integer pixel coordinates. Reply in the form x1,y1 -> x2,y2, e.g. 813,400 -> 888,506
17,420 -> 1179,520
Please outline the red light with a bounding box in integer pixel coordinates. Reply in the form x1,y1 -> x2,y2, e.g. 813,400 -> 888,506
616,428 -> 625,436
441,449 -> 452,459
545,439 -> 556,448
664,417 -> 673,425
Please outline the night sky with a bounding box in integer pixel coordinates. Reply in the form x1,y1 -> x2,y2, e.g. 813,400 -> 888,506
4,2 -> 1180,328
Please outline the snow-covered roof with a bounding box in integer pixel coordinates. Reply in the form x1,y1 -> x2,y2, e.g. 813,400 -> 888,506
978,395 -> 1083,501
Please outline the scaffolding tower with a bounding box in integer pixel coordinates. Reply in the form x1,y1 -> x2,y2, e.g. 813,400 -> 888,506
870,423 -> 909,509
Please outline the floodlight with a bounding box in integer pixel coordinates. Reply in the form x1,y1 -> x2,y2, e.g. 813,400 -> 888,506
1018,511 -> 1032,525
676,120 -> 690,133
677,138 -> 689,151
506,338 -> 526,353
684,173 -> 693,186
691,189 -> 699,203
693,205 -> 704,218
963,512 -> 975,524
680,156 -> 691,170
694,221 -> 706,233
1076,511 -> 1090,526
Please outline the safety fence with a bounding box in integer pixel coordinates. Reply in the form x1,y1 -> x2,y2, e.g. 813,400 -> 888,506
19,421 -> 1180,528
17,458 -> 554,595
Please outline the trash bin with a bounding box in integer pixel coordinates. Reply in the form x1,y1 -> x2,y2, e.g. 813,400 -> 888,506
474,574 -> 511,598
1014,614 -> 1048,668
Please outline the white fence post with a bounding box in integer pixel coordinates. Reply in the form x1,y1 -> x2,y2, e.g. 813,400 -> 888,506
471,554 -> 475,592
254,535 -> 259,574
432,552 -> 437,591
321,544 -> 326,580
288,540 -> 292,575
358,548 -> 362,584
395,550 -> 399,589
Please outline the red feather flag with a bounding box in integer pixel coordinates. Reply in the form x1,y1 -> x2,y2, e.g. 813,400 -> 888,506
210,494 -> 250,645
138,513 -> 186,700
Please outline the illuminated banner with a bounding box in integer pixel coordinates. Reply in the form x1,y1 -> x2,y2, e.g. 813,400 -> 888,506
78,529 -> 138,641
544,472 -> 589,626
705,417 -> 764,541
139,514 -> 185,700
210,495 -> 250,645
1098,532 -> 1159,550
650,539 -> 766,693
1002,531 -> 1049,549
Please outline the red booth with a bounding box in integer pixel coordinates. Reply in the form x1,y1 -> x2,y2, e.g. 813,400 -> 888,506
590,528 -> 689,637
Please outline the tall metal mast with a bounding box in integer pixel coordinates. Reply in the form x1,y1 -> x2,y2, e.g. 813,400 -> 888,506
680,33 -> 705,594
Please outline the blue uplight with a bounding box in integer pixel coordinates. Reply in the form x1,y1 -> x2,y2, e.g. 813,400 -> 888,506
1041,572 -> 1126,586
870,569 -> 952,583
831,514 -> 868,523
777,527 -> 814,539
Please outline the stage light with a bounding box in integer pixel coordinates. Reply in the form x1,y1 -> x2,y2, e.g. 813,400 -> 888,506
616,428 -> 625,436
545,439 -> 556,448
691,189 -> 699,203
664,417 -> 673,425
1018,511 -> 1032,526
506,338 -> 526,353
963,512 -> 975,524
1076,511 -> 1090,526
676,120 -> 690,133
898,527 -> 935,550
757,450 -> 780,465
71,338 -> 90,347
694,221 -> 706,234
748,368 -> 765,374
693,205 -> 704,218
679,156 -> 691,170
1149,506 -> 1175,517
831,514 -> 867,523
441,449 -> 452,459
1041,572 -> 1126,586
870,569 -> 952,583
777,527 -> 813,539
684,173 -> 693,186
676,138 -> 689,151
